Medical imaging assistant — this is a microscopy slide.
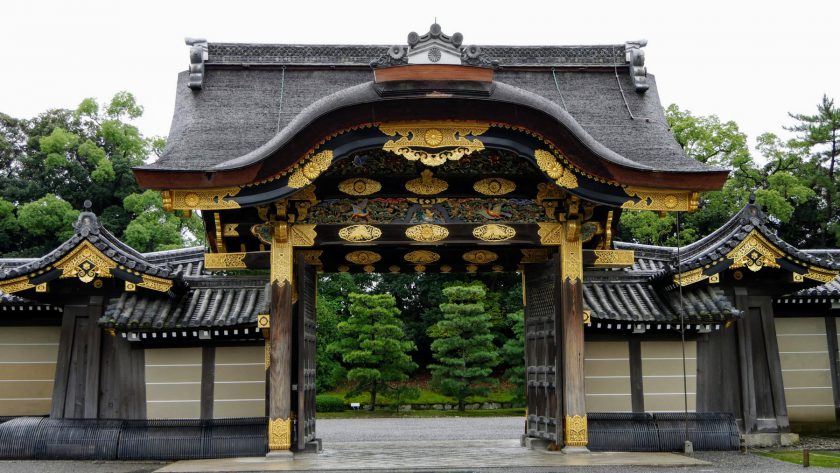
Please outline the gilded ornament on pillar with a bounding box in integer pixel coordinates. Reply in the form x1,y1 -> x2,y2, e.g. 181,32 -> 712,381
537,222 -> 564,246
592,250 -> 635,267
561,221 -> 583,283
287,150 -> 334,189
582,310 -> 592,326
473,177 -> 516,196
345,250 -> 382,265
268,417 -> 292,450
339,225 -> 382,243
564,415 -> 588,447
271,223 -> 293,285
380,121 -> 489,166
338,177 -> 382,196
621,187 -> 699,212
473,224 -> 516,242
405,224 -> 449,242
534,150 -> 578,189
164,187 -> 241,211
405,169 -> 449,195
223,223 -> 239,237
404,250 -> 440,264
463,250 -> 498,265
726,230 -> 783,272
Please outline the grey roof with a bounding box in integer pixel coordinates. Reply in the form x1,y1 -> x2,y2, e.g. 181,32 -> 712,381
101,276 -> 268,330
142,41 -> 714,177
584,272 -> 739,324
784,250 -> 840,299
0,211 -> 183,282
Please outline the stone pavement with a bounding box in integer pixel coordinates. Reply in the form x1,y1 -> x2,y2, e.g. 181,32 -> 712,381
155,439 -> 708,472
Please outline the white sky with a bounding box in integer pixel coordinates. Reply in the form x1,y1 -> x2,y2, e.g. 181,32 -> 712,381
2,0 -> 838,154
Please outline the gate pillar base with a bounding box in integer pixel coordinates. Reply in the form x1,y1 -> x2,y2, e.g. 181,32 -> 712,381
521,436 -> 550,450
561,446 -> 591,455
297,439 -> 323,454
265,450 -> 295,461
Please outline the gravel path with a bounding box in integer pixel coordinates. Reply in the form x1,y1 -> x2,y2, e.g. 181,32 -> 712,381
317,416 -> 524,442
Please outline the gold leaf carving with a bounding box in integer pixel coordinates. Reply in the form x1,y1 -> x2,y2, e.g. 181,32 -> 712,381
338,265 -> 349,272
223,224 -> 239,237
290,224 -> 317,247
440,265 -> 452,273
803,266 -> 839,283
338,225 -> 382,243
168,187 -> 241,210
473,177 -> 516,196
592,249 -> 635,267
288,150 -> 333,188
535,150 -> 578,189
473,224 -> 516,242
271,223 -> 293,285
268,417 -> 292,450
345,250 -> 382,265
673,267 -> 710,287
338,178 -> 382,196
622,187 -> 699,212
537,222 -> 564,245
405,169 -> 449,195
561,227 -> 583,283
463,250 -> 498,265
204,252 -> 247,269
564,415 -> 588,447
404,250 -> 440,264
0,275 -> 35,294
389,265 -> 401,273
380,121 -> 489,166
54,241 -> 116,283
137,275 -> 174,293
726,230 -> 783,272
405,224 -> 449,242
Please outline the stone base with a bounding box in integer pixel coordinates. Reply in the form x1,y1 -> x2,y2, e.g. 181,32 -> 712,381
521,436 -> 551,450
298,439 -> 323,454
265,450 -> 295,461
742,433 -> 800,448
561,446 -> 590,454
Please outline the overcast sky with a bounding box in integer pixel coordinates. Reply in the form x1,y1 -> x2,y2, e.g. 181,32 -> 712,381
2,0 -> 838,154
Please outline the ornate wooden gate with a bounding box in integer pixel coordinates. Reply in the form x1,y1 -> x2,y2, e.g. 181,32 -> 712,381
524,255 -> 562,442
295,257 -> 318,450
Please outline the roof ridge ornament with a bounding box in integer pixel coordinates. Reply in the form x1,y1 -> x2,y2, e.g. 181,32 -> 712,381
186,37 -> 209,90
371,23 -> 497,69
624,39 -> 649,93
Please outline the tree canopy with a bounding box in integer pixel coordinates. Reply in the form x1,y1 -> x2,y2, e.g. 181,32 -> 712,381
0,93 -> 201,256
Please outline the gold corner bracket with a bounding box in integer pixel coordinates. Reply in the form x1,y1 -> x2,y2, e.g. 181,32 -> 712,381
163,187 -> 241,211
621,187 -> 699,212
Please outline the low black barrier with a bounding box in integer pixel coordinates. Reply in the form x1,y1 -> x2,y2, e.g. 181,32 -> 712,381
0,417 -> 268,460
587,412 -> 739,452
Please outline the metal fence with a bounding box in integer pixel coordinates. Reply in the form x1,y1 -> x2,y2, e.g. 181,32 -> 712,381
588,412 -> 740,451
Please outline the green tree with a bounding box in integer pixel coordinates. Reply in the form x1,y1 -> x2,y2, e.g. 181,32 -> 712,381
786,95 -> 840,246
428,285 -> 499,411
122,190 -> 203,252
16,194 -> 80,255
327,293 -> 417,411
500,309 -> 525,405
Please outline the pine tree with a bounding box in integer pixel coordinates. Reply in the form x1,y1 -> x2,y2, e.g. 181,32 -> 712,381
428,285 -> 499,411
500,309 -> 525,405
327,293 -> 417,411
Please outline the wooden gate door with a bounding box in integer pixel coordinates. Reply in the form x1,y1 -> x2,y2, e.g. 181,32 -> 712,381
295,257 -> 318,450
524,255 -> 562,442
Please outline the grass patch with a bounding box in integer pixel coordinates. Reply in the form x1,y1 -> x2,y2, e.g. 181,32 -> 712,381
317,408 -> 525,419
755,450 -> 840,468
323,387 -> 517,407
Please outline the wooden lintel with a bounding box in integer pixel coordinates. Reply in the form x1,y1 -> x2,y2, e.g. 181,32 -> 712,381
582,249 -> 635,269
204,251 -> 270,270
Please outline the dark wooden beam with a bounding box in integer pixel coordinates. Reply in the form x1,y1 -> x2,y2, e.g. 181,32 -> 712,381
560,228 -> 588,450
734,288 -> 758,433
201,346 -> 216,420
628,337 -> 644,413
268,224 -> 293,453
755,296 -> 790,433
825,316 -> 840,425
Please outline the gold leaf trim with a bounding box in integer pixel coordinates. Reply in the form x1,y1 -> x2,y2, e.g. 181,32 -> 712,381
345,250 -> 382,265
537,222 -> 564,245
473,224 -> 516,242
473,177 -> 516,196
204,252 -> 248,269
726,230 -> 783,272
338,178 -> 382,196
404,250 -> 440,264
287,150 -> 333,189
564,415 -> 588,447
0,275 -> 35,294
463,250 -> 498,265
673,267 -> 710,287
592,249 -> 635,267
405,169 -> 449,195
338,225 -> 382,243
535,150 -> 578,189
54,241 -> 116,283
268,417 -> 292,450
223,224 -> 239,237
271,223 -> 293,285
290,224 -> 317,247
166,187 -> 241,210
137,274 -> 174,293
405,224 -> 449,242
561,234 -> 583,283
380,121 -> 489,167
803,266 -> 839,283
622,187 -> 699,212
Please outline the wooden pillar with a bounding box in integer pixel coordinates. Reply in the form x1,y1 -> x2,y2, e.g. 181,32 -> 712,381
268,222 -> 294,453
628,337 -> 645,413
560,220 -> 588,451
734,288 -> 758,433
825,315 -> 840,424
200,346 -> 216,420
